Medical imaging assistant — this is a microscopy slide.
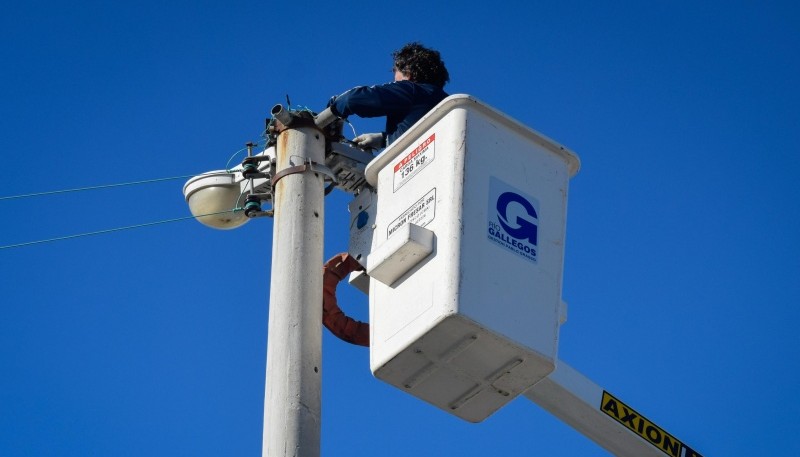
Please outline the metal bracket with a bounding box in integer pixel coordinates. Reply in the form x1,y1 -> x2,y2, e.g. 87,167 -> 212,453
232,107 -> 376,222
325,142 -> 374,194
272,157 -> 338,188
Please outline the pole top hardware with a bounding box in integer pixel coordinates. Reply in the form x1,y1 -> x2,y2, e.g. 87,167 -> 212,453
184,103 -> 376,229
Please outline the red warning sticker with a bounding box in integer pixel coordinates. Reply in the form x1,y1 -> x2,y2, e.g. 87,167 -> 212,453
393,133 -> 435,192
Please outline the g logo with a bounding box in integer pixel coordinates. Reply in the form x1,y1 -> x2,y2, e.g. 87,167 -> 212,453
497,192 -> 538,245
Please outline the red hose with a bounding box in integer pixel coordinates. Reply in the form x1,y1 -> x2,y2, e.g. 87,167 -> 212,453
322,253 -> 369,347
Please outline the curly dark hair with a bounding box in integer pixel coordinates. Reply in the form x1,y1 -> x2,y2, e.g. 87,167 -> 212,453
392,42 -> 450,88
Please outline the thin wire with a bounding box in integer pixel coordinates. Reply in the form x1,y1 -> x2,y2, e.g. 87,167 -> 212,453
225,139 -> 267,171
2,136 -> 270,202
345,119 -> 359,140
290,104 -> 315,114
225,146 -> 250,171
0,174 -> 198,201
0,209 -> 243,250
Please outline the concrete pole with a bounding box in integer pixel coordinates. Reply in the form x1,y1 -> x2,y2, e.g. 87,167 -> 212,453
263,109 -> 326,457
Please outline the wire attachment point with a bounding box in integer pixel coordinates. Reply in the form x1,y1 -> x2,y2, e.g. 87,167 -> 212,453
243,193 -> 273,218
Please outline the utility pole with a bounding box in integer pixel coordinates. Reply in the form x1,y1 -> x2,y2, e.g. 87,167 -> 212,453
262,106 -> 327,457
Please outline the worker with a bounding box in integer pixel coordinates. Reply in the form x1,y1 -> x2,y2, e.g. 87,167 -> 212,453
325,42 -> 450,150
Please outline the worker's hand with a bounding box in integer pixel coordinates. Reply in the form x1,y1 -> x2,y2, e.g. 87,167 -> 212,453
354,132 -> 385,150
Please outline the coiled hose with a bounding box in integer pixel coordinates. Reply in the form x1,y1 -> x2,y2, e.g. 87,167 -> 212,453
322,252 -> 369,347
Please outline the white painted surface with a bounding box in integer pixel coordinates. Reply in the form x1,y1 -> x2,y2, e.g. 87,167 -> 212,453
365,95 -> 579,422
262,126 -> 325,457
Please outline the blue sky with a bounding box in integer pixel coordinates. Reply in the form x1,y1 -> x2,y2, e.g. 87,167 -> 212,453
1,1 -> 798,456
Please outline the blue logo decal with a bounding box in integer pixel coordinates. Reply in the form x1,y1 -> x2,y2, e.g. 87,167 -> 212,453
496,192 -> 538,245
487,177 -> 539,264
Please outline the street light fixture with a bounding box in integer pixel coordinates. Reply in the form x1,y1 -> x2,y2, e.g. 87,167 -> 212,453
182,171 -> 249,229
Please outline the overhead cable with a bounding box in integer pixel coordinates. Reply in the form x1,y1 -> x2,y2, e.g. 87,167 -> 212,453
0,209 -> 241,250
0,174 -> 199,201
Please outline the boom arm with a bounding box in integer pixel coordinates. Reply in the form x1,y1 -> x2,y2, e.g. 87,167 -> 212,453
525,362 -> 702,457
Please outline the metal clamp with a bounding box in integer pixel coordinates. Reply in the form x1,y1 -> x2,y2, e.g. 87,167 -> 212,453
272,158 -> 338,187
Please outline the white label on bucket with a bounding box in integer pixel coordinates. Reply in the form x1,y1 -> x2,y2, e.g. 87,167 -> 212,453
393,133 -> 435,192
387,188 -> 436,239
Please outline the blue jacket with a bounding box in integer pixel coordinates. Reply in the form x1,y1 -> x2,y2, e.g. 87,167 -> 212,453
327,81 -> 448,146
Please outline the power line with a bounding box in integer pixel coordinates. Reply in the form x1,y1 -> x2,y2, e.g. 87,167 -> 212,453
0,209 -> 241,250
0,174 -> 201,201
1,140 -> 268,249
0,137 -> 270,202
1,151 -> 270,202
